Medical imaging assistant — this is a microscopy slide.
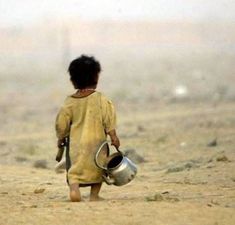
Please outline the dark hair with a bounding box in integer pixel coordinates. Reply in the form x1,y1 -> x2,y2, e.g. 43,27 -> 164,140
68,55 -> 101,89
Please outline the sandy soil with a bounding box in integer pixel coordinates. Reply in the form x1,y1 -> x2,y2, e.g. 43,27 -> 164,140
0,102 -> 235,225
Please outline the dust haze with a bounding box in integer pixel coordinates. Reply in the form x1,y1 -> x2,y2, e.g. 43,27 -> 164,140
0,6 -> 235,225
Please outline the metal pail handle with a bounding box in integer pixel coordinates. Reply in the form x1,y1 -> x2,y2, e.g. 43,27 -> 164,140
94,141 -> 123,170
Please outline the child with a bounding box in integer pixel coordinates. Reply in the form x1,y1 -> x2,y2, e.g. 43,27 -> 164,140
55,55 -> 120,202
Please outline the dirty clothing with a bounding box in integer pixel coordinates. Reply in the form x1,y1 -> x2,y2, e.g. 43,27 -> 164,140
55,91 -> 116,185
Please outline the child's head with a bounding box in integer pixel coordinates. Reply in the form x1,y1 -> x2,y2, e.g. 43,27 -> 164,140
68,55 -> 101,89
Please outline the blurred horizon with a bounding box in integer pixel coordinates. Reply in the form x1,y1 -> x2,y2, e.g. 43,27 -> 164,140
0,0 -> 235,105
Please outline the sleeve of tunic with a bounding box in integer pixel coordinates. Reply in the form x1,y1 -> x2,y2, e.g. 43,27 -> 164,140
101,95 -> 117,133
55,101 -> 72,140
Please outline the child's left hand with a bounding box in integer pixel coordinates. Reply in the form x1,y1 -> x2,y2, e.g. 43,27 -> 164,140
57,138 -> 66,148
55,138 -> 66,162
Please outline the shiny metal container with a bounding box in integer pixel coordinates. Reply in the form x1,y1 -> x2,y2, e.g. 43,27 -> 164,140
95,141 -> 137,186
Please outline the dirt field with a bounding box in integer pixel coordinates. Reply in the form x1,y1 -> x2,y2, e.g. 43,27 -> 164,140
0,19 -> 235,225
0,101 -> 235,225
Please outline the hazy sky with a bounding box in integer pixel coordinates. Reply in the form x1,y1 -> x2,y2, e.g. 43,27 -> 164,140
1,0 -> 235,26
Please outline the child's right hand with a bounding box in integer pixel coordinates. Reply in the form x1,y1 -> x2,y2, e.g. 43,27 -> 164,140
107,129 -> 120,149
111,136 -> 120,149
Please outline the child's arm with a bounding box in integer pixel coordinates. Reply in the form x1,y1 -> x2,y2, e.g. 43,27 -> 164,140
55,105 -> 71,161
101,94 -> 120,148
107,129 -> 120,149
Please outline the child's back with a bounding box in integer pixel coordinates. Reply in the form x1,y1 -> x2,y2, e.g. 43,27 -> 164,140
56,91 -> 116,185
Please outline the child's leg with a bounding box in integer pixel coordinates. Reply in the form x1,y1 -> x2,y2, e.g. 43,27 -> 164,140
90,183 -> 103,201
69,183 -> 82,202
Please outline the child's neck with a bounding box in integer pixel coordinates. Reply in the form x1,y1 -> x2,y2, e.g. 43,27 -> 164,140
78,88 -> 96,92
72,87 -> 96,98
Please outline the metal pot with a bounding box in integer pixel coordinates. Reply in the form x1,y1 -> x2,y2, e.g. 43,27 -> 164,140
95,141 -> 137,186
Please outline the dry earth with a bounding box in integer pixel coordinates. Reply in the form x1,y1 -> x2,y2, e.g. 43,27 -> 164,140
1,18 -> 235,225
0,102 -> 235,225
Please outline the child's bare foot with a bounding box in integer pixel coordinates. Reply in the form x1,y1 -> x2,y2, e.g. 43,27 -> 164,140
70,183 -> 82,202
70,190 -> 82,202
90,183 -> 103,201
89,196 -> 105,201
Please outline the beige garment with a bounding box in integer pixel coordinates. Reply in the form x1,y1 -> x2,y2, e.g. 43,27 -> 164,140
55,91 -> 116,185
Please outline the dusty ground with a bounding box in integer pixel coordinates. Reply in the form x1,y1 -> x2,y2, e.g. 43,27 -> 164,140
1,16 -> 235,225
0,101 -> 235,225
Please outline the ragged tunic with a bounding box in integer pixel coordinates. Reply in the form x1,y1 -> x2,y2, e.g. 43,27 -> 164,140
55,91 -> 116,185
